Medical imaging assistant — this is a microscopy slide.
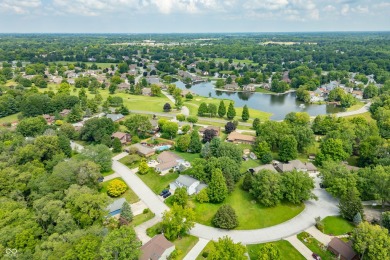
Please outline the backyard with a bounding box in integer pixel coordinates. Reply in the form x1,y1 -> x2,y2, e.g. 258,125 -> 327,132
247,240 -> 306,260
99,177 -> 140,204
322,216 -> 354,235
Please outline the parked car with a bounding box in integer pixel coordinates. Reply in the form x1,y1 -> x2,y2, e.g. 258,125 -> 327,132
312,253 -> 321,260
163,192 -> 171,198
160,189 -> 169,196
97,177 -> 104,183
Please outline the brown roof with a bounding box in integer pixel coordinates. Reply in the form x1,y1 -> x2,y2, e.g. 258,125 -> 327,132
140,234 -> 174,260
156,160 -> 180,171
130,143 -> 155,156
227,131 -> 256,143
305,162 -> 318,171
111,132 -> 127,139
157,151 -> 182,163
328,237 -> 358,260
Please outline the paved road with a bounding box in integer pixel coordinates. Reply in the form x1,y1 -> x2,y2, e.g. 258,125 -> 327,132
335,102 -> 371,118
134,216 -> 161,244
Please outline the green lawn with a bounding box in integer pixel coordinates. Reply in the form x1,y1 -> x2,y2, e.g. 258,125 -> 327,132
255,88 -> 274,94
118,155 -> 141,169
137,169 -> 179,194
131,210 -> 155,227
192,179 -> 304,230
0,113 -> 20,124
346,101 -> 365,112
173,235 -> 199,260
247,240 -> 305,260
322,216 -> 354,235
101,169 -> 115,177
196,241 -> 214,260
172,150 -> 201,163
297,232 -> 335,260
99,177 -> 140,204
240,159 -> 261,173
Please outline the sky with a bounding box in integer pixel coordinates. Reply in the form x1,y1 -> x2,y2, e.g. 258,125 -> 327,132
0,0 -> 389,33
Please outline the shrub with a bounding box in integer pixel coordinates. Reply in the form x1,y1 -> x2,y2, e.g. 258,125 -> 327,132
202,251 -> 209,258
242,173 -> 253,191
143,208 -> 150,214
315,216 -> 324,232
107,179 -> 128,197
212,205 -> 239,229
196,189 -> 209,203
176,114 -> 186,121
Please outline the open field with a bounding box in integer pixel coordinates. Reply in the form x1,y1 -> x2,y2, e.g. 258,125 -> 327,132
247,240 -> 306,260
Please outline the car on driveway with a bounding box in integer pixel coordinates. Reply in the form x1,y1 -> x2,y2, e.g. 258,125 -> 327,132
163,192 -> 171,198
160,189 -> 169,196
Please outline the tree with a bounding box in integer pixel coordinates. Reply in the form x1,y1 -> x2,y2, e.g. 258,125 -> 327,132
202,129 -> 217,143
241,105 -> 250,121
227,102 -> 236,120
242,173 -> 253,191
278,135 -> 298,162
212,205 -> 238,229
68,104 -> 83,123
353,212 -> 362,226
254,140 -> 272,164
381,211 -> 390,230
363,84 -> 379,99
352,222 -> 390,260
112,137 -> 122,153
252,118 -> 261,130
281,170 -> 316,204
163,103 -> 172,112
124,114 -> 152,137
207,169 -> 228,203
176,114 -> 186,121
17,116 -> 47,137
187,115 -> 198,124
161,121 -> 179,139
185,92 -> 193,100
176,134 -> 191,152
198,102 -> 208,116
80,117 -> 116,143
196,189 -> 209,203
339,189 -> 363,221
171,187 -> 188,207
120,202 -> 133,223
250,170 -> 283,207
188,130 -> 202,153
58,133 -> 72,157
218,101 -> 226,117
214,142 -> 242,165
107,179 -> 128,197
138,159 -> 149,175
100,226 -> 141,260
316,138 -> 349,165
224,121 -> 236,134
161,204 -> 195,240
80,144 -> 112,172
208,236 -> 246,260
254,243 -> 280,260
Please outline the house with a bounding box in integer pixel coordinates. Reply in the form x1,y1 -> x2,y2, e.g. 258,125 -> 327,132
170,175 -> 206,195
243,84 -> 256,92
111,132 -> 131,144
248,164 -> 278,174
282,71 -> 291,83
142,88 -> 152,96
127,143 -> 155,157
140,234 -> 175,260
224,83 -> 239,91
198,126 -> 220,137
106,113 -> 124,122
226,131 -> 256,145
42,114 -> 55,124
155,151 -> 183,174
275,160 -> 307,173
305,162 -> 318,174
327,238 -> 359,260
118,83 -> 130,91
106,198 -> 126,216
146,76 -> 160,85
60,109 -> 71,117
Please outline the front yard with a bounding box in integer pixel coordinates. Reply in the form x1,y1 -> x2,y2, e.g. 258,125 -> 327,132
99,177 -> 140,204
297,232 -> 335,260
137,169 -> 179,194
322,216 -> 354,235
247,240 -> 306,260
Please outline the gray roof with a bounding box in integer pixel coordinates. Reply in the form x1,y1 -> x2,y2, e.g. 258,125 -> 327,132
195,183 -> 208,192
106,198 -> 126,213
106,113 -> 124,122
276,160 -> 307,172
131,143 -> 155,155
175,175 -> 198,188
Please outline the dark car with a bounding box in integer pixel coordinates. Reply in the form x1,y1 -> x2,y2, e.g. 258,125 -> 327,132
97,177 -> 104,183
163,192 -> 171,198
312,253 -> 321,260
160,189 -> 169,196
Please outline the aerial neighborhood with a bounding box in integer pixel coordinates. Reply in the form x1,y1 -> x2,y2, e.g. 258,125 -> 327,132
0,32 -> 389,260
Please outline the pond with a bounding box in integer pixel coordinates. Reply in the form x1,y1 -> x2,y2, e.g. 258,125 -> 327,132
175,81 -> 343,120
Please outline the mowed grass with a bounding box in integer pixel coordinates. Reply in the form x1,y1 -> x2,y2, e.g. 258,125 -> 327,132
137,170 -> 179,194
99,177 -> 140,204
131,210 -> 155,227
346,101 -> 365,111
297,232 -> 335,260
173,235 -> 199,259
172,150 -> 201,163
192,179 -> 304,230
322,216 -> 354,235
0,113 -> 20,124
247,240 -> 306,260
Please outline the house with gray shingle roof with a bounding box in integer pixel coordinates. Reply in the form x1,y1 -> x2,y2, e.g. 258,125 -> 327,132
170,175 -> 206,195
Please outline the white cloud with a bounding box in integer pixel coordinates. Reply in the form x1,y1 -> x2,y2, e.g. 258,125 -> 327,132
341,4 -> 349,15
0,0 -> 42,14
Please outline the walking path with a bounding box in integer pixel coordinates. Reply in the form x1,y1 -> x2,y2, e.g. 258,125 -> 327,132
284,236 -> 313,260
183,238 -> 210,260
112,152 -> 127,161
102,172 -> 120,182
335,102 -> 371,118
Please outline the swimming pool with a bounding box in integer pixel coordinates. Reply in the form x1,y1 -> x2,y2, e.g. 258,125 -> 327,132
154,145 -> 171,151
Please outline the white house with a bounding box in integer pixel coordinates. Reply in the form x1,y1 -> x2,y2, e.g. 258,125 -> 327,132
170,175 -> 206,195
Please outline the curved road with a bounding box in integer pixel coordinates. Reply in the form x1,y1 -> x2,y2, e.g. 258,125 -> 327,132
112,156 -> 339,244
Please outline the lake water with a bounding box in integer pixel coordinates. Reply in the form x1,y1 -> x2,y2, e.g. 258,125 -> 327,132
175,81 -> 343,120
